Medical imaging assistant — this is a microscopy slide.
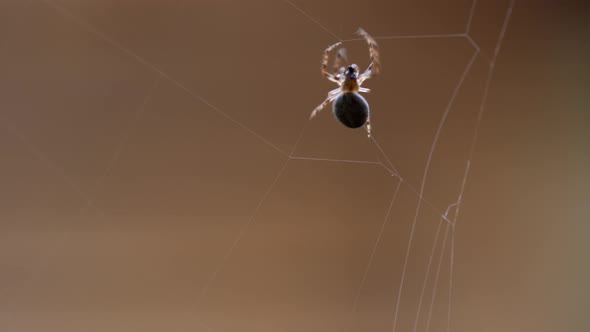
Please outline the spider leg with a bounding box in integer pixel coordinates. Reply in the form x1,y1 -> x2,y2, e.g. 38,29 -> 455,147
359,87 -> 371,93
332,47 -> 348,76
358,67 -> 373,85
327,87 -> 341,96
321,41 -> 343,84
356,28 -> 380,85
365,117 -> 372,138
310,90 -> 341,119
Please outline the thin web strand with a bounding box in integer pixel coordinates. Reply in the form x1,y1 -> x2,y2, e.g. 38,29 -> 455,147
465,0 -> 478,34
0,74 -> 162,301
439,163 -> 471,332
376,33 -> 465,40
371,135 -> 401,178
377,162 -> 397,177
195,158 -> 290,302
391,46 -> 479,332
192,88 -> 314,321
281,0 -> 342,41
40,0 -> 289,158
414,200 -> 457,332
424,222 -> 451,332
411,212 -> 445,332
446,225 -> 456,332
418,49 -> 478,199
290,151 -> 455,224
342,33 -> 465,43
351,179 -> 402,313
89,75 -> 161,205
465,34 -> 494,66
372,136 -> 458,225
448,2 -> 516,329
492,1 -> 515,60
1,120 -> 93,207
287,120 -> 312,158
464,34 -> 481,52
290,156 -> 383,167
190,113 -> 312,332
288,154 -> 454,224
0,120 -> 106,299
447,3 -> 516,331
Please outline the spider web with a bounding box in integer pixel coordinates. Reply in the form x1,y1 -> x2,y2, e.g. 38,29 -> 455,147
0,0 -> 514,331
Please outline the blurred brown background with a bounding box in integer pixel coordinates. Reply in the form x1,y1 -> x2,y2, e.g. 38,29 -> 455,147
0,0 -> 588,331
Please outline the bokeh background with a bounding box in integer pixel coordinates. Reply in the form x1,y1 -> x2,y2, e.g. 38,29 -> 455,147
1,0 -> 588,331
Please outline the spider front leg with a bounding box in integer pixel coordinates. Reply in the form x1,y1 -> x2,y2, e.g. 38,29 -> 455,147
358,64 -> 376,85
332,47 -> 348,77
356,28 -> 381,85
321,41 -> 343,83
310,88 -> 341,119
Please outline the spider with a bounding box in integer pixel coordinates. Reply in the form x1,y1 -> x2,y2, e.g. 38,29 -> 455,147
309,28 -> 380,137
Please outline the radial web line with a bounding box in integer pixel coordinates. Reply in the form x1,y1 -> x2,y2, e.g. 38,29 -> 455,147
411,199 -> 457,332
351,179 -> 402,313
89,74 -> 161,207
466,0 -> 515,164
0,65 -> 165,302
289,151 -> 454,224
371,135 -> 401,178
195,158 -> 289,300
292,150 -> 454,224
0,123 -> 113,303
464,34 -> 481,52
1,119 -> 93,207
192,106 -> 314,329
400,178 -> 453,224
419,48 -> 478,201
370,136 -> 453,224
287,119 -> 311,158
0,119 -> 99,298
412,210 -> 444,332
40,0 -> 288,158
281,0 -> 342,41
446,2 -> 516,331
424,222 -> 451,332
391,47 -> 479,332
446,225 -> 456,332
378,162 -> 397,177
342,33 -> 465,43
290,156 -> 383,166
465,0 -> 478,34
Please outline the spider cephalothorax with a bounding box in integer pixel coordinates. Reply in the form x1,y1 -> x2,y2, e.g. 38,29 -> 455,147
309,28 -> 380,137
342,64 -> 360,93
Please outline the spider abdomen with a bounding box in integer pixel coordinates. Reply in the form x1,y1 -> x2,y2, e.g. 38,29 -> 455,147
332,92 -> 369,129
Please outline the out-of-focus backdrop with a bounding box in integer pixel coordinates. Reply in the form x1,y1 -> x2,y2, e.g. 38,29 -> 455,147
1,0 -> 588,331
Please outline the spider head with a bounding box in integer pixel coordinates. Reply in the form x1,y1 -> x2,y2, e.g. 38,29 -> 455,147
345,64 -> 359,79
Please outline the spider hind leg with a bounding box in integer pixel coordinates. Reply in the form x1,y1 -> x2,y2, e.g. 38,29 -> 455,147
365,119 -> 371,138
